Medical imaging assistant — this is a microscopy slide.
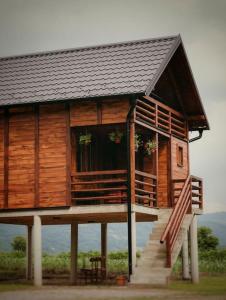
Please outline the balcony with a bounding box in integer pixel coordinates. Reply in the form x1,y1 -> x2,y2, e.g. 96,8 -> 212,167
135,96 -> 187,139
71,169 -> 157,208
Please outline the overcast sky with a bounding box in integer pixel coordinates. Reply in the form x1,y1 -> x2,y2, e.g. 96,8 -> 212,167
0,0 -> 225,213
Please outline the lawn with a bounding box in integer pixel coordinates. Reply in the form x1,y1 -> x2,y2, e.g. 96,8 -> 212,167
169,275 -> 226,296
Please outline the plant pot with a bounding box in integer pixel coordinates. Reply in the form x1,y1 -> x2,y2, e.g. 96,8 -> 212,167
116,275 -> 127,286
115,138 -> 121,144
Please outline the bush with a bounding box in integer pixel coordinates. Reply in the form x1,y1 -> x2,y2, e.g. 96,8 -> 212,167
198,227 -> 219,252
11,236 -> 26,253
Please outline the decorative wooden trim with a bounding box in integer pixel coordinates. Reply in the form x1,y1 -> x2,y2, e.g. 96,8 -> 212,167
176,144 -> 184,167
34,105 -> 40,207
66,103 -> 71,206
97,101 -> 102,124
3,108 -> 9,208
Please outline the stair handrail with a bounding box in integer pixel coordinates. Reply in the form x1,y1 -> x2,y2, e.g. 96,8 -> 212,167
160,175 -> 191,266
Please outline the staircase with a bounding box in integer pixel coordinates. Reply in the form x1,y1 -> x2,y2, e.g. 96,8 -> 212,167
130,209 -> 193,285
130,175 -> 203,286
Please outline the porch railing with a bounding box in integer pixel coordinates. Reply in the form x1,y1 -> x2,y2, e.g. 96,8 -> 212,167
71,170 -> 127,205
135,96 -> 187,139
160,175 -> 203,267
135,170 -> 157,207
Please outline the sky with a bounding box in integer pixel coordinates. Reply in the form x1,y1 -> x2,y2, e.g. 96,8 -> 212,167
0,0 -> 225,213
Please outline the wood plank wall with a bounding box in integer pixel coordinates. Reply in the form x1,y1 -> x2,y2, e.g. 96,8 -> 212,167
158,139 -> 169,208
171,136 -> 189,180
0,103 -> 69,210
38,104 -> 68,207
0,97 -> 130,210
70,98 -> 129,126
0,110 -> 4,208
8,107 -> 35,208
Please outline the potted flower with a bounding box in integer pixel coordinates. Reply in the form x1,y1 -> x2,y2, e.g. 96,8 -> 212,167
79,133 -> 92,145
144,139 -> 157,156
135,134 -> 143,151
109,130 -> 123,144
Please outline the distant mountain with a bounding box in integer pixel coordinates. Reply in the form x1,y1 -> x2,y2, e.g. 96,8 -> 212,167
0,212 -> 225,253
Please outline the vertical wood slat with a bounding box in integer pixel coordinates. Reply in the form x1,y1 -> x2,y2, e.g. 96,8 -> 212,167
3,108 -> 9,208
66,103 -> 71,206
155,132 -> 159,207
34,105 -> 39,207
130,121 -> 135,203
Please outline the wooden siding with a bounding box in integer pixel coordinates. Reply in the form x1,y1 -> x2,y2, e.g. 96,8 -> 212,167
8,107 -> 35,208
101,99 -> 129,124
70,101 -> 98,126
158,139 -> 169,208
70,98 -> 129,126
0,110 -> 4,208
171,136 -> 189,180
39,104 -> 67,207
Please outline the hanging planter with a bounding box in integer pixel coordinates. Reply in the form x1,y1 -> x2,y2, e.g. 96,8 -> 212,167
79,133 -> 92,146
109,130 -> 123,144
135,134 -> 143,152
144,139 -> 157,156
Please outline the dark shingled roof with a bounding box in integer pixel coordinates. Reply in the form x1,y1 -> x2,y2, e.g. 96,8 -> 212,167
0,35 -> 180,106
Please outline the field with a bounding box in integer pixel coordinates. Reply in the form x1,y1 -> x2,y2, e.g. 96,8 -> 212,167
0,249 -> 226,280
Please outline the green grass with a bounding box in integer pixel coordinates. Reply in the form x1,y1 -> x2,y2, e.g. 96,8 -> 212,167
169,275 -> 226,295
0,283 -> 33,293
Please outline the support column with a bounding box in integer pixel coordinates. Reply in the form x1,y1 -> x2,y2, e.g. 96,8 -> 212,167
70,221 -> 78,284
26,225 -> 32,280
182,230 -> 190,280
131,211 -> 137,273
190,215 -> 199,283
33,215 -> 42,286
101,223 -> 107,278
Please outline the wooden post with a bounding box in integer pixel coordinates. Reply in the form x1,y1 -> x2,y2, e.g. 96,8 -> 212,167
70,221 -> 78,284
101,223 -> 107,278
33,215 -> 42,286
130,121 -> 135,203
26,225 -> 32,280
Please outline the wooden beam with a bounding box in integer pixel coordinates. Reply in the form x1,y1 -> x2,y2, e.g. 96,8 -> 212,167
97,101 -> 102,124
66,103 -> 71,206
130,121 -> 135,203
3,108 -> 9,209
34,105 -> 40,207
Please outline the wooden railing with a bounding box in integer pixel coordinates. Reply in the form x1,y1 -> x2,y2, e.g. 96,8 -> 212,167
135,96 -> 187,139
191,175 -> 203,210
160,175 -> 203,267
135,170 -> 157,207
71,170 -> 127,205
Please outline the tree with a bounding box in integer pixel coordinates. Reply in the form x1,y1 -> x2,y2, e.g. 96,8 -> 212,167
198,226 -> 219,252
11,236 -> 26,253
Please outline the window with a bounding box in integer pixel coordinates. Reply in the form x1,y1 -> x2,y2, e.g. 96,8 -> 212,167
177,145 -> 183,167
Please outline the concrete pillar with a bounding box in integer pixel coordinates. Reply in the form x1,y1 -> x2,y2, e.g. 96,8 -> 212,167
190,215 -> 199,283
101,223 -> 107,277
33,215 -> 42,286
182,230 -> 190,280
70,221 -> 78,284
26,225 -> 32,280
131,211 -> 137,273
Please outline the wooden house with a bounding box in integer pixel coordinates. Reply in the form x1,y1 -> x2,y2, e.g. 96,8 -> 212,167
0,35 -> 209,286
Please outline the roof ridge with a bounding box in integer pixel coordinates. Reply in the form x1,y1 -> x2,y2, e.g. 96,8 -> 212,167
0,34 -> 179,61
